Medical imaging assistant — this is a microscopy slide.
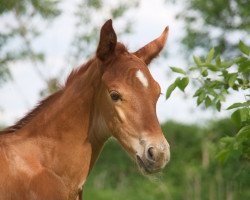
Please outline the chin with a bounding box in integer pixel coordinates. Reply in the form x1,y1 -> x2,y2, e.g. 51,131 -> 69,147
136,155 -> 163,175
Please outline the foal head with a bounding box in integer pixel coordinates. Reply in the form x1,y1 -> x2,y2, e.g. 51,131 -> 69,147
96,20 -> 170,174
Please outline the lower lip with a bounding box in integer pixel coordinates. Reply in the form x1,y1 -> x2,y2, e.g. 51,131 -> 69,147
136,155 -> 152,174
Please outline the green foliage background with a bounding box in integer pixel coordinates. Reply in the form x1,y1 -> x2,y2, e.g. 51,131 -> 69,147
83,120 -> 250,200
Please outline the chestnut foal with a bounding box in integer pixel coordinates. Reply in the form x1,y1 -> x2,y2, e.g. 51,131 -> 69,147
0,20 -> 170,200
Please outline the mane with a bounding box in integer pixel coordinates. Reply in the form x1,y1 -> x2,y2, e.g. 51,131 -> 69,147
65,58 -> 94,86
0,58 -> 95,135
0,91 -> 63,135
0,43 -> 128,135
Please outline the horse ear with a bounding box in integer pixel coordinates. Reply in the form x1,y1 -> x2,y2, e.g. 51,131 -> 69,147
96,19 -> 117,62
133,27 -> 169,65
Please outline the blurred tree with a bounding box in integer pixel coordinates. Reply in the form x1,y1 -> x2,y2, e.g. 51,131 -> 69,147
0,0 -> 139,97
0,0 -> 61,86
176,0 -> 250,57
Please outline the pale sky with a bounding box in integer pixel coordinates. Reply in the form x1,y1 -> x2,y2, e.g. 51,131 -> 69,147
0,0 -> 240,126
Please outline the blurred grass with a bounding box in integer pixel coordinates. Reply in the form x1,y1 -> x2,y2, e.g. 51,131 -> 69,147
83,119 -> 250,200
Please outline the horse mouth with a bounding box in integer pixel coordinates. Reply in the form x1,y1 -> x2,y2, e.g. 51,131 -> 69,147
136,155 -> 154,174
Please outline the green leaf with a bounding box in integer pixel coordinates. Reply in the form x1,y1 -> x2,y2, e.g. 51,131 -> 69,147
238,60 -> 250,73
193,55 -> 202,66
206,48 -> 215,63
227,102 -> 245,110
216,101 -> 221,111
170,67 -> 186,75
166,82 -> 177,99
231,110 -> 241,127
228,73 -> 238,87
215,54 -> 221,66
193,88 -> 202,97
206,64 -> 218,71
201,68 -> 208,77
189,66 -> 197,71
220,61 -> 234,68
197,92 -> 205,105
231,108 -> 249,127
176,77 -> 189,91
239,40 -> 250,56
234,56 -> 248,64
236,125 -> 250,145
236,125 -> 250,140
240,108 -> 249,122
205,96 -> 212,108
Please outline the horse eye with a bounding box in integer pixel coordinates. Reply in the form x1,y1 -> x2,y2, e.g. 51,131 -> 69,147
110,91 -> 121,102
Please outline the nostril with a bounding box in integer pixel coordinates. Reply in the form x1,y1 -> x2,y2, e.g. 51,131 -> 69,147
147,147 -> 155,162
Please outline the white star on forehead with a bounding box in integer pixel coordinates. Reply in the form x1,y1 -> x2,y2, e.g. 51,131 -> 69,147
136,70 -> 148,88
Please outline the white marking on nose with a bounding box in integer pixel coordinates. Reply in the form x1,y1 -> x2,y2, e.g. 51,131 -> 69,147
136,70 -> 148,88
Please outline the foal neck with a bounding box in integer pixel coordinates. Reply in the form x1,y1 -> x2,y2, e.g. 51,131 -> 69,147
64,58 -> 110,143
59,59 -> 110,158
19,58 -> 109,142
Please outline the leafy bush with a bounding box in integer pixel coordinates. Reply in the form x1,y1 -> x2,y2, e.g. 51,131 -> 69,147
166,41 -> 250,164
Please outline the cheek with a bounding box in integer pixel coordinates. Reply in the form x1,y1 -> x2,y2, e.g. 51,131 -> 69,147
113,128 -> 142,157
102,106 -> 124,136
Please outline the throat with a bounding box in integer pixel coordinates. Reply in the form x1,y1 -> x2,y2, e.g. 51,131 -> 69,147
88,114 -> 111,171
